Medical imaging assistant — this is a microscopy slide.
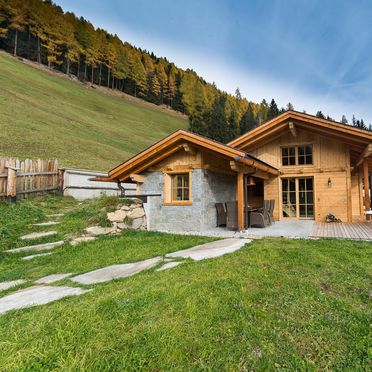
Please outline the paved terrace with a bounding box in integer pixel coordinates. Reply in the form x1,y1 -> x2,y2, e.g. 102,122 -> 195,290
161,220 -> 372,240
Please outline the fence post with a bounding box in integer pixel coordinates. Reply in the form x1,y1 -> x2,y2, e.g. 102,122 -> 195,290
58,169 -> 65,195
5,165 -> 18,202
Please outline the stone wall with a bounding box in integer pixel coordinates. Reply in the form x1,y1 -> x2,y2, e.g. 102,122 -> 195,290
107,199 -> 147,230
140,169 -> 236,232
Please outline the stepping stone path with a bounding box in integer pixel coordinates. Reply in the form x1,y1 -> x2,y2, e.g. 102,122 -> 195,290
22,252 -> 54,260
0,280 -> 26,291
0,285 -> 89,315
33,221 -> 60,227
70,236 -> 96,246
35,273 -> 73,284
166,238 -> 250,261
156,261 -> 184,272
20,231 -> 57,241
5,241 -> 64,253
71,256 -> 163,285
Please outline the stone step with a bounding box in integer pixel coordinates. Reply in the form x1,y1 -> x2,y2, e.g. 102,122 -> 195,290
6,240 -> 64,253
70,236 -> 96,246
71,256 -> 162,285
35,273 -> 73,284
0,285 -> 90,315
0,280 -> 26,292
32,221 -> 60,227
156,261 -> 185,272
21,252 -> 54,260
20,231 -> 57,240
46,213 -> 64,218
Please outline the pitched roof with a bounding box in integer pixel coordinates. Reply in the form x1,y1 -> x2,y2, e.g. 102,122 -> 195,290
104,129 -> 278,182
228,110 -> 372,150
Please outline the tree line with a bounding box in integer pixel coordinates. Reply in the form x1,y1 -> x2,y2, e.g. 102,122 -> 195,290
0,0 -> 370,142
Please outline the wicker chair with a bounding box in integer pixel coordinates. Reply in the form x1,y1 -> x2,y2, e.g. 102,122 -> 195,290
215,203 -> 227,227
225,201 -> 238,230
250,200 -> 271,228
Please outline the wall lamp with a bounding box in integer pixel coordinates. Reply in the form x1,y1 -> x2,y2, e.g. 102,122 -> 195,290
327,178 -> 332,188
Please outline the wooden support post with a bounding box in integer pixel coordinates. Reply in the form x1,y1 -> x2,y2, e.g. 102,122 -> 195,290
237,172 -> 244,231
6,166 -> 17,201
58,169 -> 65,195
363,159 -> 370,212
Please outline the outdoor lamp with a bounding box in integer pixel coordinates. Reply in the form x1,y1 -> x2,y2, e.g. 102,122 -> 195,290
328,178 -> 332,188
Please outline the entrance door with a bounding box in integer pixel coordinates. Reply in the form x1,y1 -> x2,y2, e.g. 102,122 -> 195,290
282,177 -> 314,219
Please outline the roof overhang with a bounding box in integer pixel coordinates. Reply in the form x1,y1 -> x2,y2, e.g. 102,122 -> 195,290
96,129 -> 279,183
228,110 -> 372,150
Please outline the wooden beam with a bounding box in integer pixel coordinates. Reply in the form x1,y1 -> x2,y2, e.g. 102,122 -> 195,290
363,159 -> 371,212
254,170 -> 269,180
289,122 -> 297,137
355,143 -> 372,168
204,164 -> 235,176
237,172 -> 244,231
129,174 -> 145,183
182,143 -> 196,155
230,160 -> 254,173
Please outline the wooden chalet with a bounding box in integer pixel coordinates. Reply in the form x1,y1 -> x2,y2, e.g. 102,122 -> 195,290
99,111 -> 372,232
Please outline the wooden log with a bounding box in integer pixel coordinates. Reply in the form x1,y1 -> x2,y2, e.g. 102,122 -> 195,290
6,162 -> 17,201
363,159 -> 370,213
237,172 -> 244,231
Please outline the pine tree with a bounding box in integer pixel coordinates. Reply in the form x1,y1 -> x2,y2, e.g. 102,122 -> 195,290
316,111 -> 325,119
286,102 -> 294,111
189,108 -> 209,137
341,115 -> 348,124
239,103 -> 256,134
267,98 -> 279,120
227,109 -> 239,141
235,87 -> 242,100
208,95 -> 229,143
8,0 -> 26,56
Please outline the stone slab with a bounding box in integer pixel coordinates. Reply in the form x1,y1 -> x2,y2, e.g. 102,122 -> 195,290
20,231 -> 57,240
70,236 -> 96,246
166,238 -> 250,261
85,226 -> 116,236
0,286 -> 89,315
21,252 -> 54,260
6,241 -> 64,253
156,261 -> 185,272
33,221 -> 60,227
71,256 -> 162,285
46,213 -> 64,218
35,273 -> 73,284
0,280 -> 26,291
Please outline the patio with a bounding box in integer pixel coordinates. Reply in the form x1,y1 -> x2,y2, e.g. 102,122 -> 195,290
165,220 -> 372,240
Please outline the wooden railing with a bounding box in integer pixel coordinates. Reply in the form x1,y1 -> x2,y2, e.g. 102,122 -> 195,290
0,157 -> 61,201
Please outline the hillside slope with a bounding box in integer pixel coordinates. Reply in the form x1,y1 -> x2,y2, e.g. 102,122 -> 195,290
0,53 -> 187,170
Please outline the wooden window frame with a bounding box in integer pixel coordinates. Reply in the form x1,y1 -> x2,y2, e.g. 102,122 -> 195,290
163,170 -> 192,206
281,144 -> 313,167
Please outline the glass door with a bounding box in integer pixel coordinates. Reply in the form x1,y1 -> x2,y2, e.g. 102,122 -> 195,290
282,177 -> 314,219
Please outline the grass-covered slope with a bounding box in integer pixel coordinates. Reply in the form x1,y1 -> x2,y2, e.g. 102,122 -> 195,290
0,52 -> 187,170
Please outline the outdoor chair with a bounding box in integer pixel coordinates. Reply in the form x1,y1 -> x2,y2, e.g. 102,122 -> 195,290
225,201 -> 238,230
268,199 -> 275,224
250,200 -> 271,228
215,203 -> 227,227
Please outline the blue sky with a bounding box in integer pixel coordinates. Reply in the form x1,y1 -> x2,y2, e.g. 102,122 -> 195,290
56,0 -> 372,123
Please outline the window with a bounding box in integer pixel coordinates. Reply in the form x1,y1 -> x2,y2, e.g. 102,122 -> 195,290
281,145 -> 313,166
171,173 -> 190,201
282,146 -> 296,166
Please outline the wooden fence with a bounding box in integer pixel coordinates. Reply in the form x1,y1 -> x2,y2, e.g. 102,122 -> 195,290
0,157 -> 61,201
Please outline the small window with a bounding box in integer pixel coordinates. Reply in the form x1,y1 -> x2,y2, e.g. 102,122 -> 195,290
282,144 -> 313,166
171,174 -> 190,201
298,145 -> 313,165
282,146 -> 296,166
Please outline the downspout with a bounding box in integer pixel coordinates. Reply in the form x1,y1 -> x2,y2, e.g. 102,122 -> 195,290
244,170 -> 256,229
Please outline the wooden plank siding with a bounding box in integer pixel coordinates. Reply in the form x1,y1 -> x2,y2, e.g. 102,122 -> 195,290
0,157 -> 59,200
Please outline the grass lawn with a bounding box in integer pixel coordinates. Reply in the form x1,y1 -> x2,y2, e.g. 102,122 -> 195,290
0,52 -> 187,170
0,195 -> 371,370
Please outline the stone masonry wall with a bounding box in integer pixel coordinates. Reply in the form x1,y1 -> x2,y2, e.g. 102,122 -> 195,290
140,169 -> 236,232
